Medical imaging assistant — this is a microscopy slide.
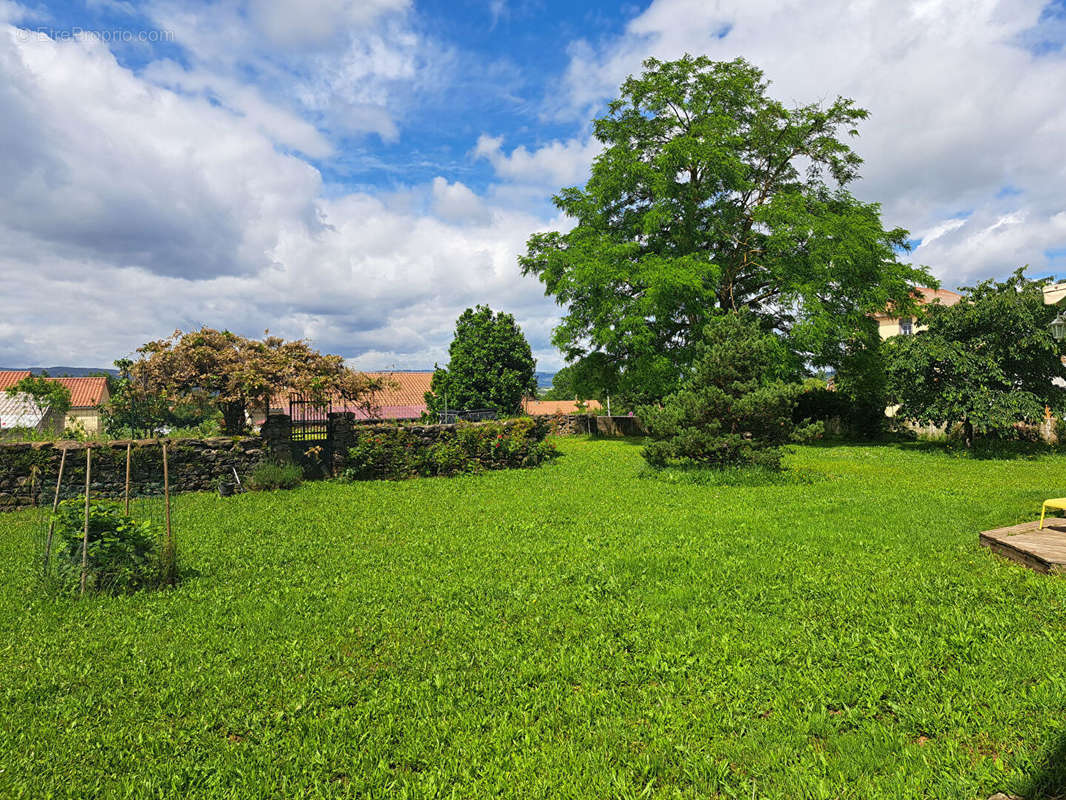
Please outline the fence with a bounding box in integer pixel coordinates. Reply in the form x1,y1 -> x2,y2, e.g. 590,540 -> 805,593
35,442 -> 177,595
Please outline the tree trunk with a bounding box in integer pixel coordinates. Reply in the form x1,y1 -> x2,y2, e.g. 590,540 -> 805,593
963,419 -> 974,448
222,403 -> 246,436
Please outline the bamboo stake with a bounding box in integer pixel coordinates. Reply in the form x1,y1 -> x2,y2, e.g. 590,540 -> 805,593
124,442 -> 132,515
80,447 -> 91,596
43,448 -> 67,573
162,441 -> 174,586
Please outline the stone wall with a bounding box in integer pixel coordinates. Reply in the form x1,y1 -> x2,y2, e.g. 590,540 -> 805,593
0,412 -> 646,512
0,437 -> 265,512
532,414 -> 647,437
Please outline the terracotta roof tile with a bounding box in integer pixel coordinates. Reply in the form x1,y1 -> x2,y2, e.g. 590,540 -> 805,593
0,371 -> 31,392
46,377 -> 109,408
363,372 -> 434,409
523,399 -> 603,415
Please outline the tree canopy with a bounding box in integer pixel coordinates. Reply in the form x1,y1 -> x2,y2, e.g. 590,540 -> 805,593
425,306 -> 537,418
520,54 -> 931,404
884,269 -> 1066,446
129,328 -> 376,435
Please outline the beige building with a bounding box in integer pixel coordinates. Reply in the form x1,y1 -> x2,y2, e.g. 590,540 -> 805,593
875,287 -> 962,340
877,283 -> 1065,341
1044,281 -> 1066,306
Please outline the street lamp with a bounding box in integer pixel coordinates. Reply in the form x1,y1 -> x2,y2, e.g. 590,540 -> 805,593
1052,311 -> 1066,342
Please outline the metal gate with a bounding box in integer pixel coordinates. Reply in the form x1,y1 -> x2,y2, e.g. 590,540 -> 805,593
289,393 -> 332,465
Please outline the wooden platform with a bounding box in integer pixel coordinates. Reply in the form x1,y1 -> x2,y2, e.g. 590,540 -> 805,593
980,518 -> 1066,574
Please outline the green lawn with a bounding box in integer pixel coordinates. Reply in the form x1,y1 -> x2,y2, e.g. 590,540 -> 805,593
2,438 -> 1066,799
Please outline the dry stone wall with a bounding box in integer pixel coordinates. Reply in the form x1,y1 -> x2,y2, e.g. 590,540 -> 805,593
0,437 -> 265,512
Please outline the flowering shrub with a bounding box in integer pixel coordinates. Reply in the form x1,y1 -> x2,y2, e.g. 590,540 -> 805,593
343,418 -> 555,481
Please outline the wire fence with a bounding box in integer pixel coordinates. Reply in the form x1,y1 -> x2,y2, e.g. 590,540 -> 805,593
35,442 -> 177,596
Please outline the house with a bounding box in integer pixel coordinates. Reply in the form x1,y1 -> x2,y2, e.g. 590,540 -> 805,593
270,371 -> 435,422
0,391 -> 57,435
0,371 -> 109,434
875,287 -> 962,339
1045,281 -> 1066,306
354,371 -> 434,420
51,377 -> 110,434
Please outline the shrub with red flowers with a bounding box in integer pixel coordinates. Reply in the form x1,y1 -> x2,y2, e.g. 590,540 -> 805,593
342,418 -> 555,481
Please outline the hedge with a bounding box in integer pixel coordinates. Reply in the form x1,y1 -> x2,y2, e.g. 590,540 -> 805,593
342,418 -> 555,481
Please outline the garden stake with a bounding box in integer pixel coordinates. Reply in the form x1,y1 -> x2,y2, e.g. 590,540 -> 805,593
162,442 -> 174,586
124,442 -> 132,515
43,447 -> 67,573
80,447 -> 91,596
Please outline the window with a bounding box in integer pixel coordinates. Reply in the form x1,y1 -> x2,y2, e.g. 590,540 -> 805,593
899,318 -> 914,336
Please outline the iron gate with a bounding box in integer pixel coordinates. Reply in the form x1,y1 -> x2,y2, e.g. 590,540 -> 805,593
289,393 -> 332,467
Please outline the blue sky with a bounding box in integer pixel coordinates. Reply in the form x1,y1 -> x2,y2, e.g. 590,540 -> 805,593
1,0 -> 1065,370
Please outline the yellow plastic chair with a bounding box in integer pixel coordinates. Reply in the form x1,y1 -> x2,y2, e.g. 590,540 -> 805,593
1040,498 -> 1066,529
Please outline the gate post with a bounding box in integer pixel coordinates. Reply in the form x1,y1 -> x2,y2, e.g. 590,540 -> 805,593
328,412 -> 355,475
260,414 -> 293,462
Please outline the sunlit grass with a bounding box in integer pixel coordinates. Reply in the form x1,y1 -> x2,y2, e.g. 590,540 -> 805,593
1,438 -> 1065,798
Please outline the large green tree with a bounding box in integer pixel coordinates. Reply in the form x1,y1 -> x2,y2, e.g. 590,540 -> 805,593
520,55 -> 931,405
884,269 -> 1066,446
426,306 -> 537,417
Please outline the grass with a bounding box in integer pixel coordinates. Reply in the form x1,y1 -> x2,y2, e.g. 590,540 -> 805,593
2,438 -> 1066,798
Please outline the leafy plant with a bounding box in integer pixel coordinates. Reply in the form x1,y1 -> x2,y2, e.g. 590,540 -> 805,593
249,461 -> 303,491
520,54 -> 931,407
49,497 -> 163,593
343,419 -> 555,481
885,268 -> 1066,446
425,306 -> 538,418
128,328 -> 382,435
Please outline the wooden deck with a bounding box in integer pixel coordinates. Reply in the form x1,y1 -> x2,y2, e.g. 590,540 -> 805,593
980,518 -> 1066,574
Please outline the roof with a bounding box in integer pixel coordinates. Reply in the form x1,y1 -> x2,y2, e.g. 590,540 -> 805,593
523,399 -> 603,416
0,373 -> 108,408
267,371 -> 434,423
363,372 -> 434,408
346,404 -> 426,421
914,287 -> 961,307
0,371 -> 31,392
0,392 -> 48,430
46,377 -> 109,408
875,287 -> 962,319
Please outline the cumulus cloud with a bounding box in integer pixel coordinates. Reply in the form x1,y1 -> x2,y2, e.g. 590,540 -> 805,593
5,0 -> 1065,375
0,20 -> 564,369
548,0 -> 1066,286
474,134 -> 601,189
145,0 -> 449,143
0,28 -> 323,279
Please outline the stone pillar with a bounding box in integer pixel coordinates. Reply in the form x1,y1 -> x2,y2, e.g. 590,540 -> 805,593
328,412 -> 355,473
260,414 -> 292,462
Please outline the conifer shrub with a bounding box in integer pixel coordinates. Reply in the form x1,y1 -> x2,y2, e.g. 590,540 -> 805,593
640,313 -> 819,470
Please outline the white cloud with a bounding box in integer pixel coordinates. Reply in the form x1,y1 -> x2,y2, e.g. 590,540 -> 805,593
145,0 -> 448,143
474,133 -> 601,189
0,22 -> 565,370
430,177 -> 492,225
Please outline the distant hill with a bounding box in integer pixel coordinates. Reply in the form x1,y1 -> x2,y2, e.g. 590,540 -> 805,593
535,371 -> 556,390
0,366 -> 118,377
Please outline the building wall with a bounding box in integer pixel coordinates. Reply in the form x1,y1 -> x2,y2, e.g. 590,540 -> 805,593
66,408 -> 103,434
